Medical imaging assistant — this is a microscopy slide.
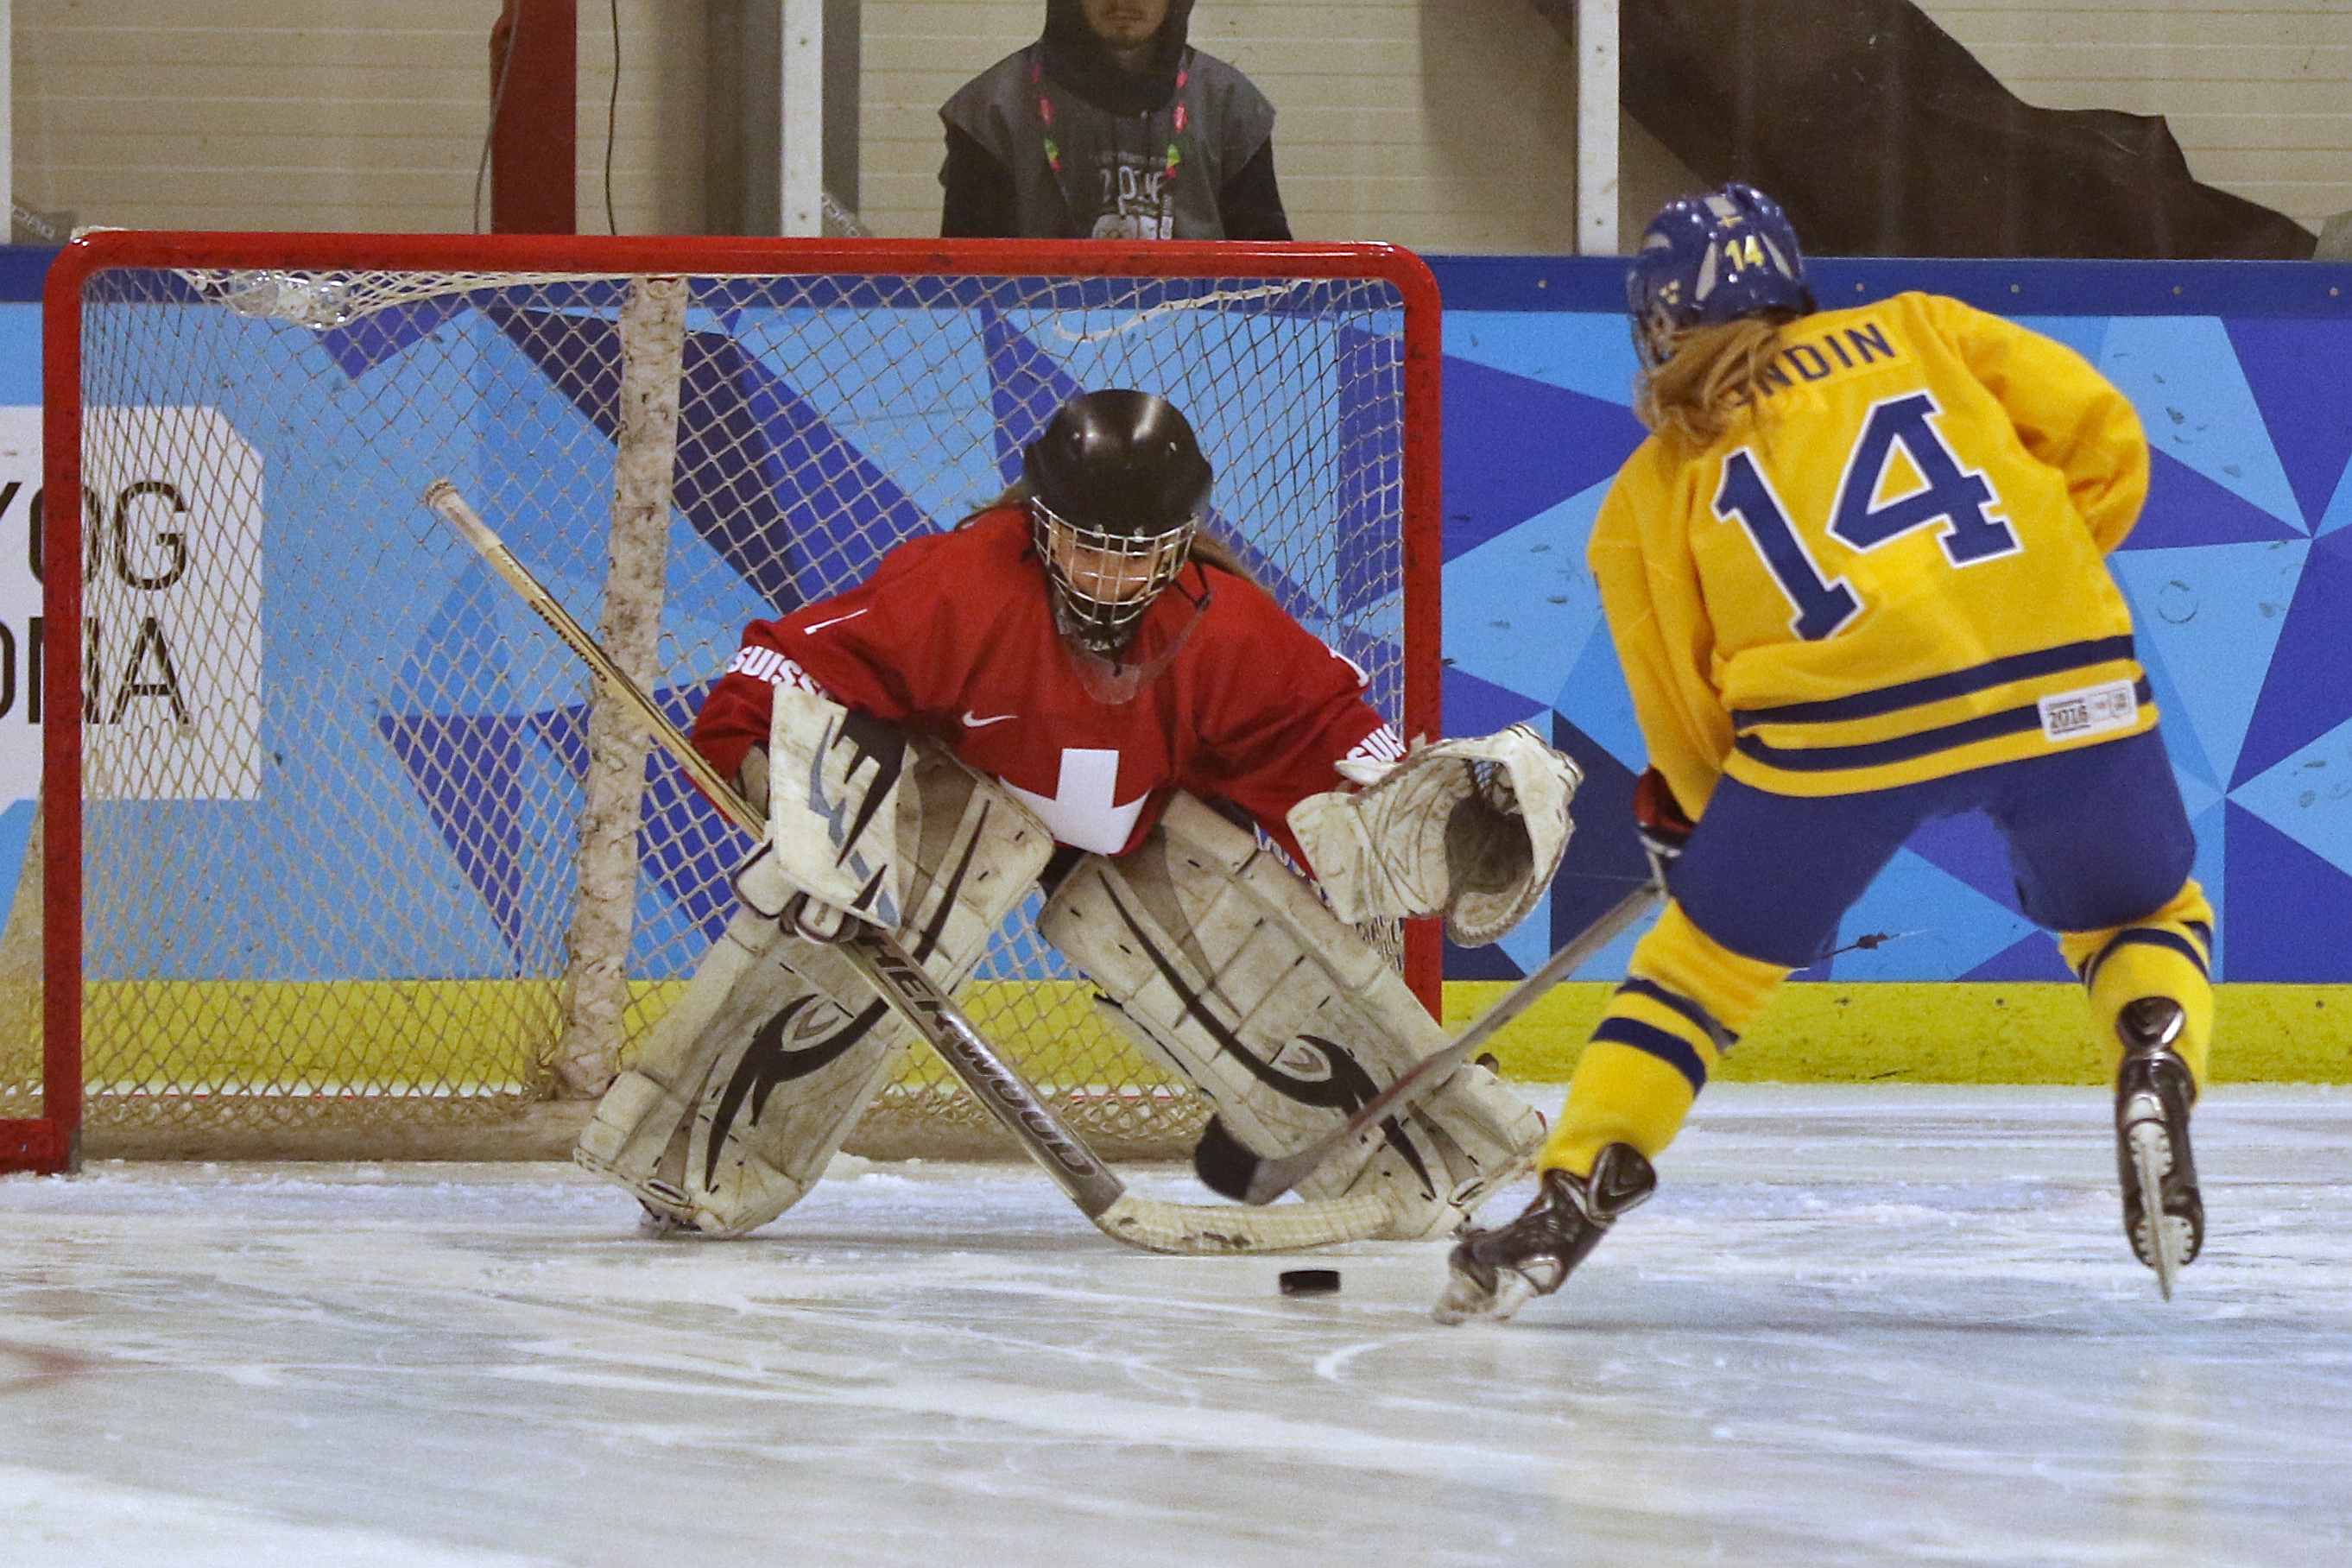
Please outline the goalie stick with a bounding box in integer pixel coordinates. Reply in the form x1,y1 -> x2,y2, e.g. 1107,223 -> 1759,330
1198,877 -> 1666,1207
424,479 -> 1395,1255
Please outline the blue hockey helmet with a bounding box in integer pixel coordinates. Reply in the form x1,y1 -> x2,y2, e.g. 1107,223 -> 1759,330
1626,183 -> 1812,370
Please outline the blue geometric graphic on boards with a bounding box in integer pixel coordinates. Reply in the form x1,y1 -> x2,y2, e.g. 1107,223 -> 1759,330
2134,621 -> 2224,794
1546,711 -> 1655,983
1552,621 -> 1646,775
2222,801 -> 2352,983
1443,310 -> 1642,408
1442,357 -> 1645,559
1439,482 -> 1612,705
2110,541 -> 2304,790
2235,524 -> 2352,791
2099,316 -> 2302,528
2012,314 -> 2109,369
2229,715 -> 2352,878
2127,447 -> 2305,551
1823,848 -> 2040,983
2225,316 -> 2352,529
2320,458 -> 2352,539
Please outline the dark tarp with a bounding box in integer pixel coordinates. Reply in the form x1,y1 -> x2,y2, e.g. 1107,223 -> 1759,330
1535,0 -> 2317,259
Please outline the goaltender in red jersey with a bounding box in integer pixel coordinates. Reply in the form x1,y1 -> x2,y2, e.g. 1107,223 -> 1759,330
574,389 -> 1586,1251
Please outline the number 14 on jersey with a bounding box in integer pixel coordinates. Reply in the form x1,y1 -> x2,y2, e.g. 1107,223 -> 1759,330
1713,391 -> 2022,642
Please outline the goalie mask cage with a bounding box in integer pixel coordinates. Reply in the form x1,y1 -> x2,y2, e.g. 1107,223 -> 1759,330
6,232 -> 1439,1173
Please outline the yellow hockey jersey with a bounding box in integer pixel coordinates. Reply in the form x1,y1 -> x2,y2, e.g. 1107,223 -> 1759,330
1590,291 -> 2153,814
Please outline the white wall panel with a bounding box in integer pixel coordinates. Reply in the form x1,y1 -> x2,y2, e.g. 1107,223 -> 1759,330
12,1 -> 701,235
1917,0 -> 2349,231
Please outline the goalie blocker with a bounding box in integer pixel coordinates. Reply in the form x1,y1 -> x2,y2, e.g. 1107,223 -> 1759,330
579,681 -> 1568,1243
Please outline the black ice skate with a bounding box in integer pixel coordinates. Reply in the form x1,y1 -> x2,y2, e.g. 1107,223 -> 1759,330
1432,1143 -> 1655,1325
2115,996 -> 2203,1299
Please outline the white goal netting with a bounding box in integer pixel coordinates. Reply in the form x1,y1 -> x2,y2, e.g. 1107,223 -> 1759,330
17,238 -> 1434,1160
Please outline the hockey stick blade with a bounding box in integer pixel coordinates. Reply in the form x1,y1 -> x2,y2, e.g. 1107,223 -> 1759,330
1206,879 -> 1666,1206
427,480 -> 1397,1255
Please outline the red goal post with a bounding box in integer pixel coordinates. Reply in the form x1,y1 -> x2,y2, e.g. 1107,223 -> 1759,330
6,231 -> 1442,1173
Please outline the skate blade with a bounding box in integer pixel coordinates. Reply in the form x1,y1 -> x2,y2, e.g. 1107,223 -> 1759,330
577,1151 -> 717,1237
2127,1121 -> 2188,1300
1431,1267 -> 1538,1325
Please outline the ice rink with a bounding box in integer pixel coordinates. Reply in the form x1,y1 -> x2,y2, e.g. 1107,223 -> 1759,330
0,1084 -> 2346,1568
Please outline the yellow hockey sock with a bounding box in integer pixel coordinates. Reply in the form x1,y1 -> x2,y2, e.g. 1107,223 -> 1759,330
2055,880 -> 2216,1089
1540,901 -> 1789,1175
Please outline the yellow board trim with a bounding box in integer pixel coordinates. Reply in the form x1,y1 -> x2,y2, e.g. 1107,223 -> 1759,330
1445,980 -> 2352,1084
19,979 -> 2348,1093
35,978 -> 1185,1093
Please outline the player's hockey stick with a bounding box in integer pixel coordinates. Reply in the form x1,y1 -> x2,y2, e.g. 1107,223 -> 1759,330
1199,877 -> 1666,1206
425,479 -> 1396,1255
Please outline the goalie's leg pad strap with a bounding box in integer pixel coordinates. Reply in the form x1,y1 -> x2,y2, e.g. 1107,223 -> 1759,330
1037,793 -> 1544,1240
578,745 -> 1054,1235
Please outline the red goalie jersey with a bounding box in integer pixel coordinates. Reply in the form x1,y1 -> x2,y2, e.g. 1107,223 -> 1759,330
692,507 -> 1405,861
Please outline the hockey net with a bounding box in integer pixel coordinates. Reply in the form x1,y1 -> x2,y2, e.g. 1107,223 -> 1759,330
6,233 -> 1438,1168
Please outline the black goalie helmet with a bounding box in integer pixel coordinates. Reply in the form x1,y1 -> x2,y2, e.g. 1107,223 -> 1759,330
1022,389 -> 1213,657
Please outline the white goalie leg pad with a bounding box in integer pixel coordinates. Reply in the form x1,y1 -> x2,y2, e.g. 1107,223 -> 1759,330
737,684 -> 917,928
576,744 -> 1053,1235
1037,793 -> 1546,1241
574,908 -> 893,1236
1288,724 -> 1582,947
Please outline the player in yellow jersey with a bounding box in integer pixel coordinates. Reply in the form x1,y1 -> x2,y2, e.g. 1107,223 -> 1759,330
1436,184 -> 2213,1324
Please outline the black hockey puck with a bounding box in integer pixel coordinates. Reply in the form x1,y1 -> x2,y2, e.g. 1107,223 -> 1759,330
1278,1268 -> 1341,1296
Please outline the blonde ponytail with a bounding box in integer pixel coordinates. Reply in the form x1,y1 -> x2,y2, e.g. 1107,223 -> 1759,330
1634,316 -> 1793,448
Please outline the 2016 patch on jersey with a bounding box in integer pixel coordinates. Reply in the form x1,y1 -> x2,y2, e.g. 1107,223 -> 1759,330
2039,679 -> 2140,743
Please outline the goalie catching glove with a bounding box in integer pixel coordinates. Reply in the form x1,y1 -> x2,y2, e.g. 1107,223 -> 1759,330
1287,724 -> 1581,946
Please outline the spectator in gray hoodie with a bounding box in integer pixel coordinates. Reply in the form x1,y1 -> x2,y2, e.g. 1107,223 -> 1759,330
940,0 -> 1292,240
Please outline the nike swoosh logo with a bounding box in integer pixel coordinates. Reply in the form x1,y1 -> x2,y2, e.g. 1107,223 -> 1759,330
962,711 -> 1018,728
801,607 -> 870,634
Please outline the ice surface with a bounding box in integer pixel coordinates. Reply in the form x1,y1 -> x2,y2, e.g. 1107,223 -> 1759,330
0,1084 -> 2346,1567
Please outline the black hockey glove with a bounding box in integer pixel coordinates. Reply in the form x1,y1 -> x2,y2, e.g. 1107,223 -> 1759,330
1632,766 -> 1693,882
